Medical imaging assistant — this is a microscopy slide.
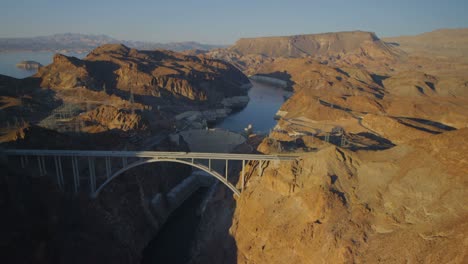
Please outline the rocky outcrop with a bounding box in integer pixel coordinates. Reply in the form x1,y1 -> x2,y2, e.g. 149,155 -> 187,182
187,29 -> 468,263
383,70 -> 468,97
35,44 -> 250,103
234,130 -> 467,263
1,44 -> 251,137
77,105 -> 148,132
235,55 -> 468,149
190,129 -> 468,263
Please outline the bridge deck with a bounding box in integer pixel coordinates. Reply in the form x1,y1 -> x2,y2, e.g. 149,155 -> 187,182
1,149 -> 299,161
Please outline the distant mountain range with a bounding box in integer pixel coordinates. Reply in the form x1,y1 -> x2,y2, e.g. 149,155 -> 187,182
0,33 -> 226,53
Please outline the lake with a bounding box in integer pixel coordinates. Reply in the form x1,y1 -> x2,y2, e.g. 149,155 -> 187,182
0,51 -> 85,79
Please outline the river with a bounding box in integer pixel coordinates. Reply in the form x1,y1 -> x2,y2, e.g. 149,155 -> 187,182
215,80 -> 285,134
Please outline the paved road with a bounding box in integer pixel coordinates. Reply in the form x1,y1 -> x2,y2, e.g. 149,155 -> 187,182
2,149 -> 300,161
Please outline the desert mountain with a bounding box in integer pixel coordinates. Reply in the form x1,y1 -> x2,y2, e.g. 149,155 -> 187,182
209,31 -> 404,73
35,44 -> 249,102
0,44 -> 250,140
250,57 -> 468,146
384,28 -> 468,61
188,29 -> 468,263
223,128 -> 468,263
230,31 -> 398,58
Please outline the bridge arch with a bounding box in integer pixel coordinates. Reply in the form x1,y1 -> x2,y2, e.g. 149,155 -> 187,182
91,158 -> 241,198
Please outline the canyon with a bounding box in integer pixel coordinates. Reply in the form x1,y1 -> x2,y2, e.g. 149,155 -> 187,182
192,29 -> 468,263
1,28 -> 468,264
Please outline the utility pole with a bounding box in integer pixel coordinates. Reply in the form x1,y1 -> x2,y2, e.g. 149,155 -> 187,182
340,135 -> 346,147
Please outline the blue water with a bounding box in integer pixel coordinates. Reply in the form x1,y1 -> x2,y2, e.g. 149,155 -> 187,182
216,80 -> 285,134
0,51 -> 86,79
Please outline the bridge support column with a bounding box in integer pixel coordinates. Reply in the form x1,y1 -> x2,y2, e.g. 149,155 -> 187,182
41,156 -> 47,175
340,135 -> 347,147
54,156 -> 64,190
242,160 -> 245,192
122,157 -> 127,167
20,156 -> 25,168
258,160 -> 263,176
225,160 -> 228,181
88,157 -> 96,193
105,157 -> 111,179
37,156 -> 44,176
208,159 -> 211,171
71,156 -> 80,193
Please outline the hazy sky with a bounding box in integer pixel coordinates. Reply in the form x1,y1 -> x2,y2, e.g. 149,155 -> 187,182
1,0 -> 467,44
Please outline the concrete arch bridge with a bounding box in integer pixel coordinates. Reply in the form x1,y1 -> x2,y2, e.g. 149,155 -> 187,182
1,149 -> 299,197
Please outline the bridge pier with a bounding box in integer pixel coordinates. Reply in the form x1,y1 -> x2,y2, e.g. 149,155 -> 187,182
20,156 -> 25,168
71,156 -> 80,193
258,160 -> 262,176
42,156 -> 47,175
105,157 -> 111,179
225,160 -> 228,181
54,156 -> 64,190
242,160 -> 245,192
37,156 -> 43,176
88,157 -> 96,193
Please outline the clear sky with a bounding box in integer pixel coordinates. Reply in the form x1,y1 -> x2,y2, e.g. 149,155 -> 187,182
1,0 -> 467,44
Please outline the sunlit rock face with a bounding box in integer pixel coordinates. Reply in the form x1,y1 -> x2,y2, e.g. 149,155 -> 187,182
219,129 -> 467,264
35,44 -> 250,103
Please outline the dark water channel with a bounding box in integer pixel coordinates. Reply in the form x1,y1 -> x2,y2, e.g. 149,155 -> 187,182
141,187 -> 208,264
141,80 -> 286,263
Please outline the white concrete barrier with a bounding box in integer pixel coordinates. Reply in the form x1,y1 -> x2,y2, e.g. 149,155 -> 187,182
170,129 -> 246,153
249,75 -> 288,88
